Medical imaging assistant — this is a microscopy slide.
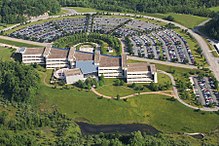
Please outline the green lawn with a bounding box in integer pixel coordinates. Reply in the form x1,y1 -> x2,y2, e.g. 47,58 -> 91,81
52,9 -> 68,16
0,47 -> 15,61
209,6 -> 219,12
36,83 -> 219,133
69,7 -> 101,13
0,38 -> 40,47
146,13 -> 208,28
96,74 -> 171,97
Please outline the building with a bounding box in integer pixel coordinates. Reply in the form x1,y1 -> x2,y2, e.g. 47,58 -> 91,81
17,47 -> 46,64
17,47 -> 157,84
64,68 -> 84,84
126,63 -> 158,83
214,43 -> 219,53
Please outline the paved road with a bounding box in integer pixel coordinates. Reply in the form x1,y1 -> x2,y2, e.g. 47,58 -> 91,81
0,35 -> 51,47
128,56 -> 197,69
3,9 -> 217,81
91,70 -> 219,111
107,12 -> 219,81
158,70 -> 219,111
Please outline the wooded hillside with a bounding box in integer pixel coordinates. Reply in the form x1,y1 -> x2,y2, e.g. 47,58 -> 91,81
58,0 -> 219,17
0,0 -> 60,24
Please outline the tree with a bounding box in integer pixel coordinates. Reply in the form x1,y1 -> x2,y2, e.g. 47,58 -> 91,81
165,15 -> 174,21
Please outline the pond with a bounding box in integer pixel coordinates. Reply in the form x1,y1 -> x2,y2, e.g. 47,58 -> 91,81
77,122 -> 160,135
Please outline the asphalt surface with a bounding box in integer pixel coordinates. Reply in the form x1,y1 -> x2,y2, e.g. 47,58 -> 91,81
128,56 -> 197,69
3,9 -> 218,81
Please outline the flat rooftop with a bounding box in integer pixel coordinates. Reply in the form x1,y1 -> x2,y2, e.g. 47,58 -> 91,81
48,48 -> 69,59
64,68 -> 82,77
74,51 -> 94,61
127,63 -> 150,72
99,55 -> 121,67
24,48 -> 45,55
76,60 -> 98,74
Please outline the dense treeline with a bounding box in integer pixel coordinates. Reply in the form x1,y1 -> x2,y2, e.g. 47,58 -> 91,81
58,0 -> 219,17
0,61 -> 39,102
1,105 -> 218,145
0,0 -> 60,24
203,13 -> 219,40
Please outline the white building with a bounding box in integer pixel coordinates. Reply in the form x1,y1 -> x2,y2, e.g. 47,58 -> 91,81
17,47 -> 45,64
64,68 -> 84,84
126,63 -> 157,83
18,47 -> 157,84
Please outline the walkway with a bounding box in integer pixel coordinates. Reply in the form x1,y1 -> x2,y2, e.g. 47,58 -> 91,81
91,88 -> 174,99
0,35 -> 51,47
91,70 -> 219,112
128,56 -> 197,70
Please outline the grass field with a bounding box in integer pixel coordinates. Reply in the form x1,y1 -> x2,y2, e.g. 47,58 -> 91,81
0,38 -> 41,47
209,6 -> 219,12
95,73 -> 171,97
0,47 -> 15,61
69,7 -> 101,13
36,81 -> 219,133
0,24 -> 14,31
146,13 -> 208,28
52,9 -> 68,16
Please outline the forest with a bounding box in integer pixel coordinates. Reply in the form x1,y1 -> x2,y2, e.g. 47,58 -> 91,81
203,13 -> 219,40
0,0 -> 60,24
58,0 -> 219,17
0,61 -> 39,102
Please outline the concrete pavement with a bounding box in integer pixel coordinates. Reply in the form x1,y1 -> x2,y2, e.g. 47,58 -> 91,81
128,56 -> 197,69
0,35 -> 51,47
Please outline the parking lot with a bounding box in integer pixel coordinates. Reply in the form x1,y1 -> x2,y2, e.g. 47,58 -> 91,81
10,17 -> 88,42
126,29 -> 194,64
192,76 -> 218,106
9,14 -> 196,66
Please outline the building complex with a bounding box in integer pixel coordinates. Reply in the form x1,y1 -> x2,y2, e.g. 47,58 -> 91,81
17,47 -> 157,84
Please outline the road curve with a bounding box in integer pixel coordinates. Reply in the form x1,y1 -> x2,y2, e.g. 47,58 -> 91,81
128,56 -> 197,69
0,35 -> 51,47
91,70 -> 219,111
158,70 -> 219,111
1,9 -> 218,81
109,12 -> 219,81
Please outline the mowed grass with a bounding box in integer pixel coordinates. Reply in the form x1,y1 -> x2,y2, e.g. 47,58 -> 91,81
209,6 -> 219,12
0,47 -> 15,61
36,83 -> 219,133
0,38 -> 40,47
69,7 -> 101,13
96,79 -> 136,97
96,73 -> 171,97
146,13 -> 208,28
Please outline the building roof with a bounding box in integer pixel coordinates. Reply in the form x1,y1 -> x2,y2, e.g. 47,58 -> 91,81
99,55 -> 121,67
94,50 -> 101,64
149,64 -> 157,73
215,43 -> 219,52
43,47 -> 51,57
48,48 -> 69,59
64,68 -> 82,77
127,63 -> 150,72
121,54 -> 127,68
76,60 -> 98,74
74,51 -> 94,61
23,48 -> 45,55
68,47 -> 75,61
